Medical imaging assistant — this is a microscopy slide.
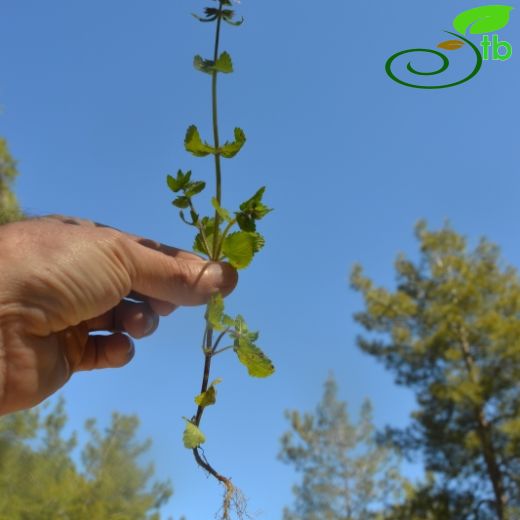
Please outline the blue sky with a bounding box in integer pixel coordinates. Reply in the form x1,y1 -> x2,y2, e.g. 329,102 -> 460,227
1,0 -> 518,518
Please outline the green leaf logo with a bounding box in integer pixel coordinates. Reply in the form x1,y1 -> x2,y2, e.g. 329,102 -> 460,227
453,5 -> 514,35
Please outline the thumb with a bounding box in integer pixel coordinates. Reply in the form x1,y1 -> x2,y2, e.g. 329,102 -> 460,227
122,238 -> 238,306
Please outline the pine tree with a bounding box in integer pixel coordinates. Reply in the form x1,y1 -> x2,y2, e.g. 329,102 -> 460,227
0,137 -> 23,224
0,398 -> 174,519
279,375 -> 405,520
351,222 -> 520,520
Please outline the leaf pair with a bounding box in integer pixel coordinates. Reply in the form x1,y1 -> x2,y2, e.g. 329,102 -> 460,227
207,295 -> 275,378
185,125 -> 246,159
193,4 -> 244,26
166,170 -> 206,210
236,187 -> 272,232
194,51 -> 233,75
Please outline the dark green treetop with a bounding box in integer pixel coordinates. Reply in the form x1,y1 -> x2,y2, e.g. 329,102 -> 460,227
351,222 -> 520,520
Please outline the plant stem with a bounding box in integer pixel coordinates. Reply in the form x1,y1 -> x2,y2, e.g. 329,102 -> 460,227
194,326 -> 213,426
191,4 -> 236,504
188,199 -> 212,257
213,345 -> 234,356
211,1 -> 224,260
212,327 -> 231,353
216,218 -> 237,259
193,0 -> 225,447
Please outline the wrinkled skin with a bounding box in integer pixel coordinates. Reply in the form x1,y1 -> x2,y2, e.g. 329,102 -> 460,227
0,216 -> 237,415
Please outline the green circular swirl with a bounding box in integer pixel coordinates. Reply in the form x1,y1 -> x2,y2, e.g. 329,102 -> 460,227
385,31 -> 483,89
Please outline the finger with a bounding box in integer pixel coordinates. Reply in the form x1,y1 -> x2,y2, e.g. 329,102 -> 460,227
85,300 -> 160,338
123,239 -> 238,306
75,333 -> 135,372
125,291 -> 178,316
41,214 -> 203,263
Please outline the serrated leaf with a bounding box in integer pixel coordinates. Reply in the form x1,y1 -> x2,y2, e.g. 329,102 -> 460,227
234,337 -> 275,378
182,419 -> 206,448
236,187 -> 272,231
453,5 -> 513,35
214,52 -> 233,73
194,55 -> 214,75
437,39 -> 465,51
185,181 -> 206,198
222,314 -> 235,328
211,197 -> 232,223
172,196 -> 190,209
194,52 -> 233,74
219,128 -> 246,158
240,187 -> 266,210
193,233 -> 213,257
251,233 -> 265,253
167,170 -> 192,192
193,217 -> 216,257
222,231 -> 256,269
206,293 -> 225,331
185,125 -> 216,157
194,378 -> 222,407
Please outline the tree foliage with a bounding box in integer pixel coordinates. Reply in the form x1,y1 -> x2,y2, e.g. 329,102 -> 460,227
0,398 -> 175,520
0,137 -> 22,224
351,222 -> 520,520
279,375 -> 405,520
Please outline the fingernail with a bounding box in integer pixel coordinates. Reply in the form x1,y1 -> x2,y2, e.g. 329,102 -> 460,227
127,338 -> 136,359
143,314 -> 159,336
207,262 -> 238,294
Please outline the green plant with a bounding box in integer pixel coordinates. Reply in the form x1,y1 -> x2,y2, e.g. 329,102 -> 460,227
166,1 -> 274,518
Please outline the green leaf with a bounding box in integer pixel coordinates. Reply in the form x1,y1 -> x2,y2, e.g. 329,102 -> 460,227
194,55 -> 214,75
232,315 -> 259,343
192,12 -> 217,22
222,314 -> 235,328
193,217 -> 216,257
219,128 -> 246,158
224,16 -> 244,26
453,5 -> 513,35
182,419 -> 206,449
222,231 -> 256,269
179,210 -> 195,226
236,213 -> 255,232
214,52 -> 233,73
234,336 -> 275,378
211,197 -> 233,223
251,232 -> 265,253
194,378 -> 222,407
184,181 -> 206,198
206,293 -> 225,331
239,187 -> 268,213
172,196 -> 190,209
167,170 -> 192,192
236,187 -> 272,231
194,52 -> 233,74
185,125 -> 216,157
205,7 -> 221,16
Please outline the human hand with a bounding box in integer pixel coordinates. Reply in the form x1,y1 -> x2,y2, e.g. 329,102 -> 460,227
0,216 -> 238,415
